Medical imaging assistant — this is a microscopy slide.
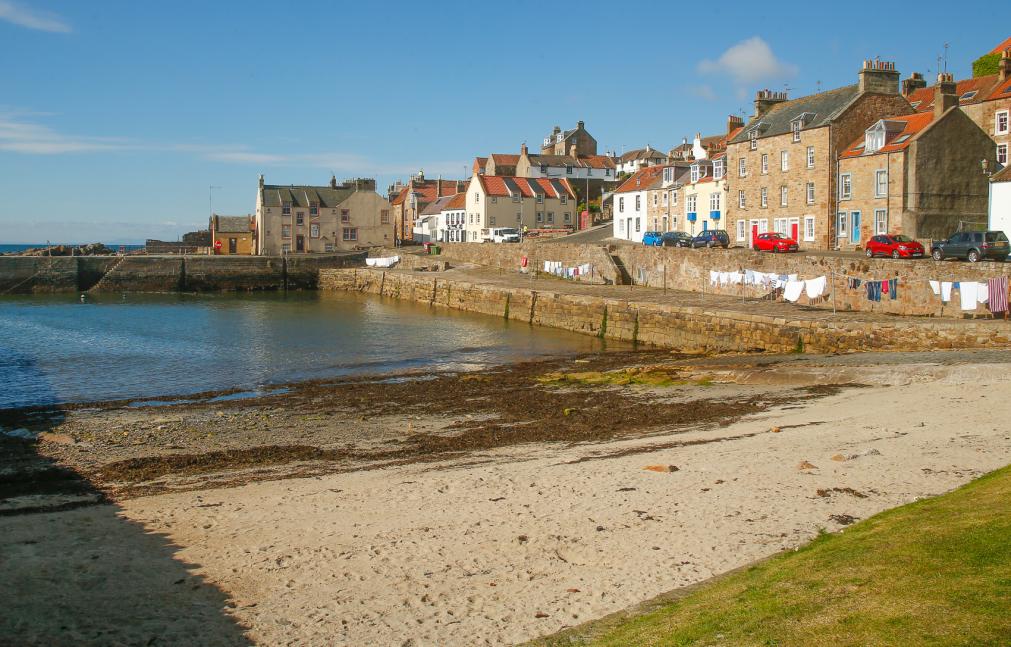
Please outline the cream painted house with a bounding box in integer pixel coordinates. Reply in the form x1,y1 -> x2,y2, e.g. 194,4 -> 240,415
255,175 -> 391,255
464,175 -> 577,242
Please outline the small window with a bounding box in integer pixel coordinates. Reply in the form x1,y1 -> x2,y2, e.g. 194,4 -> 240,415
804,216 -> 815,242
760,187 -> 768,208
281,224 -> 291,238
749,130 -> 758,150
874,209 -> 888,235
997,144 -> 1008,165
997,110 -> 1010,135
959,90 -> 977,102
342,227 -> 358,241
491,196 -> 497,203
536,211 -> 544,223
738,190 -> 746,209
739,158 -> 747,177
282,202 -> 291,216
296,213 -> 304,225
780,186 -> 788,207
475,192 -> 480,203
806,146 -> 815,169
635,195 -> 641,210
736,219 -> 746,241
839,174 -> 852,200
310,223 -> 320,238
309,202 -> 318,216
564,212 -> 571,223
875,169 -> 888,198
341,209 -> 350,223
380,209 -> 390,224
566,165 -> 572,174
780,151 -> 789,172
792,121 -> 801,142
761,154 -> 768,174
806,182 -> 815,205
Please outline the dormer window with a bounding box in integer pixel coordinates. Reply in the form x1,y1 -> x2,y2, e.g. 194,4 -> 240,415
791,121 -> 802,142
749,130 -> 758,150
910,101 -> 921,109
865,123 -> 886,153
540,164 -> 548,173
309,202 -> 318,216
663,167 -> 673,184
690,164 -> 700,183
713,158 -> 725,180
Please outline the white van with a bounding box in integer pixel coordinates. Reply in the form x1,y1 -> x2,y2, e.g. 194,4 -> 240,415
486,227 -> 521,243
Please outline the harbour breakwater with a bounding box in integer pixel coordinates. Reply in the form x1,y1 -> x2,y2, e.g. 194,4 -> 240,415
0,252 -> 365,294
320,268 -> 1011,354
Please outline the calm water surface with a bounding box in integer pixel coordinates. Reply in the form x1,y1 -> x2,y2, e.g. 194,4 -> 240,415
0,291 -> 615,409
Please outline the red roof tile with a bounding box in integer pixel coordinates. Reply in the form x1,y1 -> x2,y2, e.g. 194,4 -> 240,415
578,154 -> 617,169
613,165 -> 665,193
990,36 -> 1011,55
477,176 -> 575,199
840,112 -> 936,158
472,157 -> 488,173
987,76 -> 1011,101
445,192 -> 466,209
390,179 -> 464,206
490,154 -> 520,165
905,76 -> 999,111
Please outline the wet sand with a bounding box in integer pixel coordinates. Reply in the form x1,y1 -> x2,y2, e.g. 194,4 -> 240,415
2,349 -> 1011,645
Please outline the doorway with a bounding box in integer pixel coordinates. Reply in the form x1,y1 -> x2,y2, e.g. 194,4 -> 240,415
850,211 -> 861,245
296,235 -> 305,252
228,238 -> 237,254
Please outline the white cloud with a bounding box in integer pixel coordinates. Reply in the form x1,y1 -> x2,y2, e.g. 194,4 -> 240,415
205,150 -> 291,165
0,1 -> 71,32
698,37 -> 797,85
0,115 -> 125,153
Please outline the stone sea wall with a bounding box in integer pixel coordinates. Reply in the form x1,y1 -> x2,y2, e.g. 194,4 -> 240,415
320,268 -> 1011,353
0,253 -> 366,294
433,242 -> 1011,317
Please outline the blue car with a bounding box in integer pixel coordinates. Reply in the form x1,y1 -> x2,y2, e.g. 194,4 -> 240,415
642,231 -> 664,246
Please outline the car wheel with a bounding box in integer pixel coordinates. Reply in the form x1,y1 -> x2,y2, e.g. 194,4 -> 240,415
865,248 -> 874,258
932,249 -> 944,261
968,249 -> 980,263
891,250 -> 900,259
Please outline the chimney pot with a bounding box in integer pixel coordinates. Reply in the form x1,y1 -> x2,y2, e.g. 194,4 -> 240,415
859,58 -> 900,94
934,73 -> 958,119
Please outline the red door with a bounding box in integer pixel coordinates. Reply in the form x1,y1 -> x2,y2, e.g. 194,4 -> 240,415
791,222 -> 799,241
751,224 -> 758,247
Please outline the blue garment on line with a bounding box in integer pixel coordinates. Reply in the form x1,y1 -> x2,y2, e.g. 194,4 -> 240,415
889,278 -> 898,300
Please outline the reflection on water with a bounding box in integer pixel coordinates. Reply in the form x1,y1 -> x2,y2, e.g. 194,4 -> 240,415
0,291 -> 616,408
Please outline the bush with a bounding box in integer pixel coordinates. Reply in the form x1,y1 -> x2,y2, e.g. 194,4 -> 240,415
973,52 -> 1000,78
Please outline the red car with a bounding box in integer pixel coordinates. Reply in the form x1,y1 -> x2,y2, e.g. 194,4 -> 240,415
864,234 -> 925,259
752,232 -> 799,253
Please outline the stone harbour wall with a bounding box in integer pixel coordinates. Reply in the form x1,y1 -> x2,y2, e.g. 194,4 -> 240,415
431,242 -> 619,284
319,268 -> 1011,354
0,252 -> 366,293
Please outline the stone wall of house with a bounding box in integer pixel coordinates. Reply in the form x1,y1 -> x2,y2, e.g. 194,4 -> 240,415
320,268 -> 1011,353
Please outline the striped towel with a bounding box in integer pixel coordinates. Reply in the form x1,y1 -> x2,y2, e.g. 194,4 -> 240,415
988,276 -> 1009,313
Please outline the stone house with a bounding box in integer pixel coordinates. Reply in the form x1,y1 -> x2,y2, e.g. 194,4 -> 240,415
837,76 -> 999,244
612,165 -> 664,243
389,172 -> 465,242
514,143 -> 618,205
616,146 -> 666,175
725,60 -> 914,250
210,214 -> 254,255
414,193 -> 467,243
464,175 -> 576,242
902,44 -> 1011,171
646,163 -> 690,233
541,121 -> 597,156
255,175 -> 391,255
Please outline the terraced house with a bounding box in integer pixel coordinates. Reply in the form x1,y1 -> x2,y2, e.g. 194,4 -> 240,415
612,165 -> 665,243
464,175 -> 576,242
726,60 -> 912,250
255,175 -> 391,255
389,172 -> 464,242
837,74 -> 998,243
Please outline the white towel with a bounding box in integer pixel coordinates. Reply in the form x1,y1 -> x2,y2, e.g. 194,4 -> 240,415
959,282 -> 978,311
730,272 -> 743,285
805,276 -> 827,299
929,280 -> 940,295
744,270 -> 756,285
783,280 -> 805,302
719,271 -> 730,285
543,261 -> 550,272
941,281 -> 953,303
709,271 -> 719,286
978,283 -> 989,304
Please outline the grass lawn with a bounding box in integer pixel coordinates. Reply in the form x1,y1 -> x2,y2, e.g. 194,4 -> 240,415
531,465 -> 1011,646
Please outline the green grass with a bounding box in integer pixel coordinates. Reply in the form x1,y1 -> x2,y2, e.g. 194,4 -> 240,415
532,465 -> 1011,647
536,368 -> 698,388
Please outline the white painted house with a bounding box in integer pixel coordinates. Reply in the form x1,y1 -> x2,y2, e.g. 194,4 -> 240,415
612,165 -> 664,242
989,164 -> 1011,233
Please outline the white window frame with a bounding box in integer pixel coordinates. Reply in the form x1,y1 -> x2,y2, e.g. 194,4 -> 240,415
780,186 -> 788,207
837,211 -> 847,238
749,130 -> 758,150
803,215 -> 815,242
710,191 -> 721,212
691,164 -> 700,183
761,153 -> 768,175
760,187 -> 768,208
874,209 -> 888,235
781,150 -> 789,172
738,190 -> 746,209
619,196 -> 624,213
875,169 -> 888,198
995,109 -> 1009,135
635,195 -> 641,211
806,182 -> 815,205
670,190 -> 678,206
736,219 -> 746,241
309,223 -> 320,238
839,173 -> 852,200
998,143 -> 1008,166
739,158 -> 747,177
792,121 -> 802,142
687,194 -> 697,213
806,146 -> 815,169
713,158 -> 725,180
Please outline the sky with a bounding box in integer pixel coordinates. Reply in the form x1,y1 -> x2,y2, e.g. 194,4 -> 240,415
0,1 -> 1007,243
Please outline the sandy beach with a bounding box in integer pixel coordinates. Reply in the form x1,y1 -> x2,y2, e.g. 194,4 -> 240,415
3,350 -> 1011,645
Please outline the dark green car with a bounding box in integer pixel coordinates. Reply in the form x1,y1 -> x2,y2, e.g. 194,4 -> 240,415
930,231 -> 1009,263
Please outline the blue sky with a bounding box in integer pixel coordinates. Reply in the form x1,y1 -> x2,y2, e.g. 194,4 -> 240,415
0,1 -> 1006,243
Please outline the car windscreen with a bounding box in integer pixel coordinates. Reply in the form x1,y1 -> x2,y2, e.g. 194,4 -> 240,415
893,235 -> 914,242
498,229 -> 518,235
986,232 -> 1009,242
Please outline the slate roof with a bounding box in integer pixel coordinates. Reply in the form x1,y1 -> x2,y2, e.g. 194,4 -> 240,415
905,76 -> 999,112
261,185 -> 356,209
619,147 -> 665,163
477,176 -> 576,199
528,154 -> 616,169
730,85 -> 861,144
840,113 -> 936,158
419,195 -> 455,216
213,215 -> 252,233
613,165 -> 665,193
991,163 -> 1011,183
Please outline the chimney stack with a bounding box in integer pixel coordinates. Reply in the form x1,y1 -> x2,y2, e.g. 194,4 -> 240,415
727,114 -> 744,134
520,142 -> 528,156
901,72 -> 927,97
934,72 -> 958,119
577,120 -> 584,130
1000,49 -> 1011,82
569,143 -> 578,158
258,174 -> 265,190
858,59 -> 900,94
753,89 -> 788,117
329,174 -> 337,189
457,180 -> 465,193
437,175 -> 442,197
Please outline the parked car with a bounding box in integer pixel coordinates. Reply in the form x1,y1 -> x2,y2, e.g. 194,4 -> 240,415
691,229 -> 730,249
641,231 -> 664,246
752,232 -> 799,253
930,230 -> 1009,262
486,227 -> 521,243
661,231 -> 693,248
864,234 -> 925,259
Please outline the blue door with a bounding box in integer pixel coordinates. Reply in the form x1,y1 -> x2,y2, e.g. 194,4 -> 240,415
851,211 -> 861,244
